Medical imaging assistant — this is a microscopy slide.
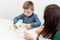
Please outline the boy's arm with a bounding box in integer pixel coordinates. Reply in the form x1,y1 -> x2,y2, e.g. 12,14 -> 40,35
31,14 -> 41,28
13,14 -> 23,24
13,14 -> 23,29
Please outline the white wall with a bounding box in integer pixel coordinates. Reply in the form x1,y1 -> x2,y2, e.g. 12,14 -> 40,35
0,0 -> 60,24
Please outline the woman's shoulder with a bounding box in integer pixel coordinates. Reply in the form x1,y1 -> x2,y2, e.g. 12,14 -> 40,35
52,29 -> 60,40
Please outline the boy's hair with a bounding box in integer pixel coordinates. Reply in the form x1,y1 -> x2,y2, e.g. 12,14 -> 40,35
23,1 -> 34,10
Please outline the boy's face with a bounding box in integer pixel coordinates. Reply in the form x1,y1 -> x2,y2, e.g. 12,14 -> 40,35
24,8 -> 34,17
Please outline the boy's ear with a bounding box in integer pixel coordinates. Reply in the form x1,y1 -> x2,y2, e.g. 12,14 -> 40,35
31,6 -> 34,11
33,9 -> 34,11
31,8 -> 34,11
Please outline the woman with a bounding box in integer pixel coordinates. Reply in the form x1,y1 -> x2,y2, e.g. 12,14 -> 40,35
24,4 -> 60,40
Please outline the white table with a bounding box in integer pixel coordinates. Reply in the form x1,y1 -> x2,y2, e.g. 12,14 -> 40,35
0,19 -> 37,40
0,19 -> 51,40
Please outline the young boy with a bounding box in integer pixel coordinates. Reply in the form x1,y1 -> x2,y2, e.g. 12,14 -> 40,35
13,1 -> 41,29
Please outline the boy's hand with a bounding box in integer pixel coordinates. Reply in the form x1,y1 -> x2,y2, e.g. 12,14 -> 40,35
13,25 -> 18,29
25,24 -> 31,29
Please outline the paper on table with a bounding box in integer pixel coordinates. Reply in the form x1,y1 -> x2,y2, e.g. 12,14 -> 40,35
15,28 -> 37,40
15,20 -> 23,28
14,20 -> 26,40
15,20 -> 38,40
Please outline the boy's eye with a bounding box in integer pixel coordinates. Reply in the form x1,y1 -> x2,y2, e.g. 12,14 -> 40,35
24,11 -> 25,12
27,12 -> 30,13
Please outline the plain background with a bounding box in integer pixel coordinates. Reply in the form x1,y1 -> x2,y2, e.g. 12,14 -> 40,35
0,0 -> 60,25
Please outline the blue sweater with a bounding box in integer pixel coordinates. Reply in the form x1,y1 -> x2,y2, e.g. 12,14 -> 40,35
13,13 -> 41,28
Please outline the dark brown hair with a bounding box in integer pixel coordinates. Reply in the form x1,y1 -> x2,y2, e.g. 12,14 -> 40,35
23,1 -> 34,10
42,4 -> 60,39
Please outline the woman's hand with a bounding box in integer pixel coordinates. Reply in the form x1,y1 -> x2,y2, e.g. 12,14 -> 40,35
36,26 -> 44,35
24,32 -> 35,40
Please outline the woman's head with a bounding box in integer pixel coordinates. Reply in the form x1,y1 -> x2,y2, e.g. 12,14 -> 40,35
42,4 -> 60,39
